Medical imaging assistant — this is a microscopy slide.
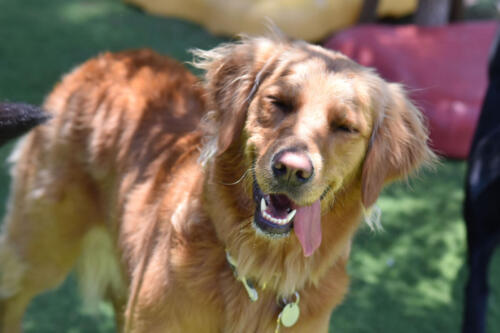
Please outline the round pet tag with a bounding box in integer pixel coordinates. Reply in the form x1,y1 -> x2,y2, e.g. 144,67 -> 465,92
280,302 -> 300,327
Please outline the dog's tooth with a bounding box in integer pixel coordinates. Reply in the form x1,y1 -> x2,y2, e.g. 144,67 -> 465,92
262,208 -> 293,226
261,198 -> 267,212
286,209 -> 297,223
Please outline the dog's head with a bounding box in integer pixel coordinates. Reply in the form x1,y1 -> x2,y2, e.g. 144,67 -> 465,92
195,37 -> 434,257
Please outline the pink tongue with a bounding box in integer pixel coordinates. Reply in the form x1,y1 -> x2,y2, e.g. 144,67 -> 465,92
293,200 -> 322,257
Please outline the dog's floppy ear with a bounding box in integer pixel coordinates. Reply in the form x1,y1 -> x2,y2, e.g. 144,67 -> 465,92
361,84 -> 435,207
0,102 -> 51,146
193,38 -> 280,156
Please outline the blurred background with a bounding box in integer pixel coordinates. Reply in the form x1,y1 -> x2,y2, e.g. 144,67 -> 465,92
0,0 -> 499,332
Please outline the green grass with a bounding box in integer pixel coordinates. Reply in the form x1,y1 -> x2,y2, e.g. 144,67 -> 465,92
1,0 -> 499,332
331,162 -> 496,333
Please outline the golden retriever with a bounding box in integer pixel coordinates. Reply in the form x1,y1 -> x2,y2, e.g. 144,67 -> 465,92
0,37 -> 434,332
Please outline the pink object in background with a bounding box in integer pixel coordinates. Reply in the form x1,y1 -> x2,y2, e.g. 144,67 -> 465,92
324,21 -> 499,159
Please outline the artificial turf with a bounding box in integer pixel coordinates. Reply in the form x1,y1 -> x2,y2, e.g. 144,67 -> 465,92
0,0 -> 498,332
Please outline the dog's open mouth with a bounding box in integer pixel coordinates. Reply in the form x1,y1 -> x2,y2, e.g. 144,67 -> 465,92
252,180 -> 322,257
254,184 -> 296,235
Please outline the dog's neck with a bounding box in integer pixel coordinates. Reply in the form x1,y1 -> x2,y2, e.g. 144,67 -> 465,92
202,150 -> 362,297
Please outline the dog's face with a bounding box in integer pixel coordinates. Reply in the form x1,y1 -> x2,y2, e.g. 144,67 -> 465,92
245,49 -> 378,256
196,38 -> 433,257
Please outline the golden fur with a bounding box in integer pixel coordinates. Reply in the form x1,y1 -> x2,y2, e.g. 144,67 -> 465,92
0,37 -> 434,332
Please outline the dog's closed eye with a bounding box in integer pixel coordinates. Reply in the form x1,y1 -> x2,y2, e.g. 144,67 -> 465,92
267,95 -> 294,114
330,122 -> 358,134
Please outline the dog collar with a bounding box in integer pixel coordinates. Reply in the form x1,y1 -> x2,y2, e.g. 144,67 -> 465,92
225,250 -> 259,301
225,250 -> 301,331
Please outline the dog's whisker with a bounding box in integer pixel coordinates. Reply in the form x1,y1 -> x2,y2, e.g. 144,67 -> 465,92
219,168 -> 252,186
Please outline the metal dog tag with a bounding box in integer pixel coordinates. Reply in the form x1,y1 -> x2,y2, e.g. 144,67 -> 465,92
279,291 -> 300,328
280,302 -> 300,327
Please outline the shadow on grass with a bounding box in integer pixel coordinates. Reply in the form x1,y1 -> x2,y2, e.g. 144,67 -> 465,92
24,274 -> 115,333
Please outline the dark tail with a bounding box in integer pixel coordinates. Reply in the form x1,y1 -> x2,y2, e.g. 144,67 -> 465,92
0,102 -> 51,146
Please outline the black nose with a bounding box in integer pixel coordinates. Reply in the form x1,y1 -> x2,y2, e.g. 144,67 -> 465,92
272,150 -> 313,186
